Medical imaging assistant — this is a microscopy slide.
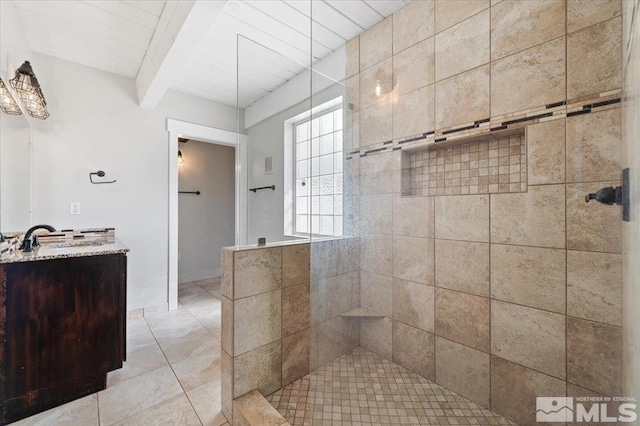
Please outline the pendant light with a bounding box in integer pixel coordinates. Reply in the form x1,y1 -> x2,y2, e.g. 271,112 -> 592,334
0,78 -> 22,115
9,61 -> 50,120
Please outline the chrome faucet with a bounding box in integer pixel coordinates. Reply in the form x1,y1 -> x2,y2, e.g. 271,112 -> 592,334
20,224 -> 56,252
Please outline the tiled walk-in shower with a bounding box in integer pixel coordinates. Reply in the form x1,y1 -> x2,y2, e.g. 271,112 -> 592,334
268,347 -> 517,426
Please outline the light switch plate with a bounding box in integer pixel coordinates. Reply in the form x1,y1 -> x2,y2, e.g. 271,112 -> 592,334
69,201 -> 81,215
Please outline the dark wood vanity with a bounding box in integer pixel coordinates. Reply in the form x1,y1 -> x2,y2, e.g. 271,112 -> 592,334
0,247 -> 127,424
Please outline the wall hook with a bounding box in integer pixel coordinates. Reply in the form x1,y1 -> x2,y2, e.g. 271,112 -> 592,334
89,170 -> 116,184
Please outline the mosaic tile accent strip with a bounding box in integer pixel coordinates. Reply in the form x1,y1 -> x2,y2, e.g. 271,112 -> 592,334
267,347 -> 519,425
407,134 -> 527,196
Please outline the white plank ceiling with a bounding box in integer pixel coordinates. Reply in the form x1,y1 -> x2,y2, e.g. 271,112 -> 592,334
14,0 -> 167,78
170,0 -> 409,107
13,0 -> 408,108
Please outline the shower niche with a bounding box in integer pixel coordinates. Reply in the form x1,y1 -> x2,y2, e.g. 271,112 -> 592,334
401,129 -> 527,197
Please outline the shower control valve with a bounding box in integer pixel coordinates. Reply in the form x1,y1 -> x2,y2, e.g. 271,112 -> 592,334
585,186 -> 621,205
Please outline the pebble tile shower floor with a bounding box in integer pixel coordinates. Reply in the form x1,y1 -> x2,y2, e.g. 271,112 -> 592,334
267,347 -> 519,426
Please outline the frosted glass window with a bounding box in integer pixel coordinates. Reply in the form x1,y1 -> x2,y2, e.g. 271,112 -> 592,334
320,154 -> 333,175
293,105 -> 343,236
320,135 -> 333,155
320,175 -> 334,195
296,197 -> 309,215
297,141 -> 309,160
297,216 -> 309,233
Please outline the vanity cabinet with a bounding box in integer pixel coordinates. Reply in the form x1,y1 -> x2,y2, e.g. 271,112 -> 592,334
0,253 -> 127,425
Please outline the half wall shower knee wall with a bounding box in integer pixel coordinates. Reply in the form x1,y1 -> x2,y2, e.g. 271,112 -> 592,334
230,1 -> 628,425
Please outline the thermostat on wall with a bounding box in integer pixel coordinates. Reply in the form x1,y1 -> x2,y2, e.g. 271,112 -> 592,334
264,155 -> 274,175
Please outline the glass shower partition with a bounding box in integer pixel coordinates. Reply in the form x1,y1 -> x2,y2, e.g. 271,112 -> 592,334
235,6 -> 358,420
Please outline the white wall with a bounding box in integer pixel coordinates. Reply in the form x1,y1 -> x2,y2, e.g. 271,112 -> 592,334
28,52 -> 239,310
622,0 -> 640,404
245,84 -> 343,243
178,140 -> 235,283
0,0 -> 33,231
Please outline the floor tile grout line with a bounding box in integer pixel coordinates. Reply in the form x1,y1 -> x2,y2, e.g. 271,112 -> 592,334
144,294 -> 210,426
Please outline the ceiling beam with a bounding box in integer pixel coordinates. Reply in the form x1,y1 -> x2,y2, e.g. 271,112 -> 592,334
135,0 -> 228,108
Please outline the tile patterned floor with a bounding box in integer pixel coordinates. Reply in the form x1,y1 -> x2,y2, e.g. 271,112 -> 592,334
12,278 -> 229,426
267,347 -> 519,426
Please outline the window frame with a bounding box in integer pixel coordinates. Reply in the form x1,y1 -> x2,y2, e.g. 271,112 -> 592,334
283,97 -> 344,239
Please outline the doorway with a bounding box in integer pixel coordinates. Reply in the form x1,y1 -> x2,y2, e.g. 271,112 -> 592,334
177,139 -> 235,284
167,119 -> 248,310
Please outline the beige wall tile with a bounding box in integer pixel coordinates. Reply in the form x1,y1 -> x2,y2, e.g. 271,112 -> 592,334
221,349 -> 233,419
435,0 -> 489,33
321,274 -> 354,319
361,271 -> 393,317
567,182 -> 622,253
491,184 -> 565,248
360,16 -> 392,71
566,108 -> 622,183
393,85 -> 435,139
345,75 -> 359,112
435,194 -> 490,242
393,38 -> 435,96
527,119 -> 566,185
344,109 -> 360,152
233,340 -> 281,398
311,239 -> 337,279
360,151 -> 393,195
222,248 -> 233,299
392,236 -> 435,284
345,36 -> 359,78
567,17 -> 622,100
359,100 -> 392,147
566,383 -> 624,419
435,239 -> 489,297
234,248 -> 281,299
435,288 -> 490,352
281,328 -> 310,386
393,195 -> 435,238
222,296 -> 233,356
234,290 -> 281,356
568,317 -> 622,396
360,58 -> 392,110
361,234 -> 393,276
393,0 -> 435,53
360,193 -> 393,234
491,300 -> 566,379
360,317 -> 393,360
435,9 -> 490,81
491,0 -> 565,60
491,244 -> 566,313
337,238 -> 361,274
568,251 -> 622,326
491,357 -> 566,426
435,337 -> 490,407
312,317 -> 360,369
491,37 -> 566,116
282,244 -> 309,288
392,320 -> 435,380
281,283 -> 310,337
435,65 -> 490,129
392,278 -> 435,332
567,0 -> 621,33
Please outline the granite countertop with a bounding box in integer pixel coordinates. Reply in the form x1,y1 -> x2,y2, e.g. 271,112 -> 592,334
0,238 -> 129,264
